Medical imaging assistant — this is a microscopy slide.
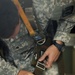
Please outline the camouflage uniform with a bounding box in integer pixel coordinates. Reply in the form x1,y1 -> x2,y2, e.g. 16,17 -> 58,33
0,0 -> 75,75
32,0 -> 75,75
32,0 -> 75,43
0,23 -> 35,75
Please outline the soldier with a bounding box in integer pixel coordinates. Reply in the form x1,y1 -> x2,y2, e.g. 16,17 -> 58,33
32,0 -> 75,68
0,0 -> 34,75
0,0 -> 75,75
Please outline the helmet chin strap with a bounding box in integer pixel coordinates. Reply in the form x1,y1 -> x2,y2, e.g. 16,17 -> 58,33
13,0 -> 35,36
13,0 -> 46,45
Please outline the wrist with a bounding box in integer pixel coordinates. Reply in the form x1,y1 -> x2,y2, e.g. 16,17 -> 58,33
52,40 -> 65,52
56,40 -> 63,44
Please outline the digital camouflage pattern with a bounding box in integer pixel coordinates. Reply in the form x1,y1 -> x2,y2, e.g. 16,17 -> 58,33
0,0 -> 75,75
0,57 -> 19,75
32,0 -> 75,75
0,18 -> 59,75
32,0 -> 75,43
0,23 -> 35,75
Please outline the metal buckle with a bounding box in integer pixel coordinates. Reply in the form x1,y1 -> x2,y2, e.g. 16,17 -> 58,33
37,38 -> 46,45
36,61 -> 46,70
33,33 -> 46,45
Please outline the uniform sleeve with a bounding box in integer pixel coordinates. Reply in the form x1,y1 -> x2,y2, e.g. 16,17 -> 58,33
32,0 -> 75,43
53,16 -> 75,43
0,57 -> 19,75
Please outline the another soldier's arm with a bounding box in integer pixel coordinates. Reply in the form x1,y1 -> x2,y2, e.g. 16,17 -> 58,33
18,70 -> 34,75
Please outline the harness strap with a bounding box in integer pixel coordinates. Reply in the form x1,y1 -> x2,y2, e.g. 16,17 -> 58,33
13,0 -> 47,74
13,0 -> 46,46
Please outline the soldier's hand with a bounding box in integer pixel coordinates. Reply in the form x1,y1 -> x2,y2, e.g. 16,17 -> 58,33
18,70 -> 34,75
38,44 -> 61,68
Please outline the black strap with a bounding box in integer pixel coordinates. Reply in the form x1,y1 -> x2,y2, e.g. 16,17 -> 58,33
33,67 -> 44,75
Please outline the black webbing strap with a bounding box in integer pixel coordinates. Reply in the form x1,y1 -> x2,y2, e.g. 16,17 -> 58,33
33,66 -> 45,75
13,0 -> 46,74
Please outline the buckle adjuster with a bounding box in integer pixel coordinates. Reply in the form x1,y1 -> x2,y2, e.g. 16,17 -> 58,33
36,61 -> 46,70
